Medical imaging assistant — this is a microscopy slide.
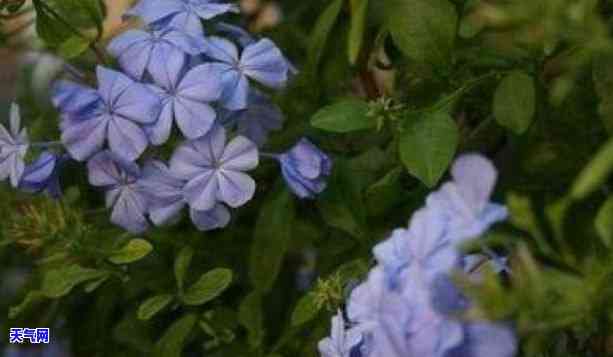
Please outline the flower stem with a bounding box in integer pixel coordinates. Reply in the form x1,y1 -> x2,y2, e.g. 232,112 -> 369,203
260,152 -> 280,160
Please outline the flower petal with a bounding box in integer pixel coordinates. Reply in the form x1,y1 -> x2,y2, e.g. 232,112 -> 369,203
184,170 -> 219,211
126,0 -> 184,24
111,188 -> 149,233
113,82 -> 160,125
170,142 -> 210,179
178,63 -> 223,102
205,36 -> 239,64
190,204 -> 231,231
148,44 -> 186,90
219,70 -> 249,111
173,97 -> 216,139
220,136 -> 258,171
216,170 -> 255,208
147,99 -> 174,145
61,115 -> 108,161
240,38 -> 288,89
88,151 -> 123,187
51,81 -> 102,117
451,154 -> 498,214
107,117 -> 149,161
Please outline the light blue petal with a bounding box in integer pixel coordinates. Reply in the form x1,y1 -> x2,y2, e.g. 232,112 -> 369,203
240,38 -> 288,89
190,204 -> 231,231
107,117 -> 149,161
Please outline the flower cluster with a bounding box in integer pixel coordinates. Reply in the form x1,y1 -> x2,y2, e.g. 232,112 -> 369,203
318,154 -> 517,357
3,0 -> 332,233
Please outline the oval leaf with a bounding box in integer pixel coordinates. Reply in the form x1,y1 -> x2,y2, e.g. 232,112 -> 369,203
182,268 -> 233,306
571,138 -> 613,199
174,246 -> 194,292
138,294 -> 175,321
311,98 -> 374,133
153,314 -> 197,357
385,0 -> 457,65
348,0 -> 369,64
109,239 -> 153,265
399,111 -> 459,187
239,291 -> 264,348
308,0 -> 343,69
42,265 -> 108,298
596,197 -> 613,247
494,71 -> 536,134
249,187 -> 296,292
291,292 -> 321,327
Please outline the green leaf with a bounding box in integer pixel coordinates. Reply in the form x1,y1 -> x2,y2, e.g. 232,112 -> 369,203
153,314 -> 197,357
109,239 -> 153,265
593,54 -> 613,135
182,268 -> 233,306
9,291 -> 46,319
33,0 -> 104,47
596,197 -> 613,247
399,111 -> 459,187
384,0 -> 457,65
311,98 -> 374,133
308,0 -> 344,69
249,188 -> 295,292
291,292 -> 321,327
348,0 -> 369,64
239,291 -> 264,348
83,275 -> 110,293
41,265 -> 108,298
138,294 -> 175,321
571,138 -> 613,200
57,36 -> 91,59
493,71 -> 536,134
318,160 -> 367,239
174,246 -> 194,292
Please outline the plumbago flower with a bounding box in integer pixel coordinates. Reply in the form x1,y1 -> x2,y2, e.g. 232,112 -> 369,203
426,154 -> 508,243
319,154 -> 516,357
170,125 -> 259,211
126,0 -> 239,36
139,160 -> 231,231
0,103 -> 29,187
146,57 -> 223,144
107,26 -> 207,80
87,151 -> 149,234
206,37 -> 291,110
52,67 -> 160,161
277,138 -> 332,199
22,0 -> 331,234
318,311 -> 364,357
19,152 -> 65,199
220,89 -> 283,147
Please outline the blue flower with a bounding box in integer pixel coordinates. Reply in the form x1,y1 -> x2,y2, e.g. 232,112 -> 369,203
219,89 -> 283,147
321,154 -> 516,357
146,59 -> 223,144
206,37 -> 290,110
87,151 -> 149,233
426,154 -> 508,244
0,103 -> 29,187
139,160 -> 230,231
318,311 -> 364,357
19,151 -> 65,199
107,27 -> 207,80
278,138 -> 332,199
53,67 -> 161,161
169,125 -> 259,211
373,207 -> 458,290
127,0 -> 239,36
